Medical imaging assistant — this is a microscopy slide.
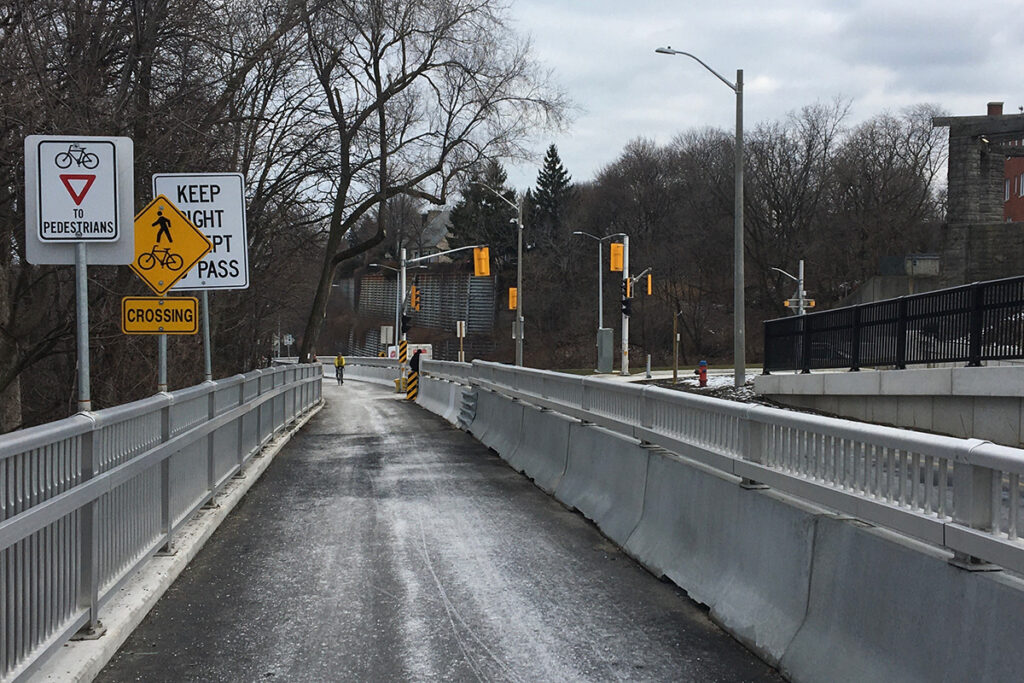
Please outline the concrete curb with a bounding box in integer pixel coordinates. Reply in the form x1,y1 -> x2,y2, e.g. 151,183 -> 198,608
33,400 -> 324,683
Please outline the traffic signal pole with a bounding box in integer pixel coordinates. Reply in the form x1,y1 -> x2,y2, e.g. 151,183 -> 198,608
400,247 -> 407,378
621,235 -> 629,376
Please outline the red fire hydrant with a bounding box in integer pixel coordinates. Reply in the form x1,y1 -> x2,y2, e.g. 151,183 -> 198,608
694,360 -> 708,387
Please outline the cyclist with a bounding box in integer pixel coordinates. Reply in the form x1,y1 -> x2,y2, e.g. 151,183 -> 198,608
334,353 -> 345,385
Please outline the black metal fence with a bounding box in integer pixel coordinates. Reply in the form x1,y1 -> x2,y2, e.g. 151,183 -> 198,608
763,275 -> 1024,373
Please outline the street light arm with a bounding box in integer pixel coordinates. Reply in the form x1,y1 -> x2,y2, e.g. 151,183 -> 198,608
631,267 -> 652,282
407,244 -> 486,265
770,266 -> 798,282
655,47 -> 737,92
572,231 -> 628,242
470,181 -> 519,211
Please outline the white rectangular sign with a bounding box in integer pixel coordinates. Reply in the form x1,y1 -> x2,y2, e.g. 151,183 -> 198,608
25,135 -> 134,264
153,173 -> 249,290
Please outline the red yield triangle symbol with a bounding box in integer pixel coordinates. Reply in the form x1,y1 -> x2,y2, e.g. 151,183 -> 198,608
59,174 -> 96,206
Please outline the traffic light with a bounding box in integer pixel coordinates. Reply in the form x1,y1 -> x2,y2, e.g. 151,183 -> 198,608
621,279 -> 632,316
401,314 -> 411,334
610,243 -> 624,272
473,247 -> 490,276
646,273 -> 652,295
410,286 -> 421,311
508,287 -> 517,310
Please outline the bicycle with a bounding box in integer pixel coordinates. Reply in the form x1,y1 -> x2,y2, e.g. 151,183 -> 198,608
136,246 -> 184,271
54,144 -> 99,169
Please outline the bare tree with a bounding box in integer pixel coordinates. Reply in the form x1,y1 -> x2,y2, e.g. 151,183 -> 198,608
296,0 -> 567,360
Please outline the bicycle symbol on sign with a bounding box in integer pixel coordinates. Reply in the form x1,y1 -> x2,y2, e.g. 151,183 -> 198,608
136,246 -> 184,271
54,144 -> 99,169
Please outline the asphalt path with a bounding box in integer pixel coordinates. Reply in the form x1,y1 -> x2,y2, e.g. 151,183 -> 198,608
97,380 -> 782,682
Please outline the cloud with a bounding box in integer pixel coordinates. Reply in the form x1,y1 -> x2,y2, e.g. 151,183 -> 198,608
501,0 -> 1024,190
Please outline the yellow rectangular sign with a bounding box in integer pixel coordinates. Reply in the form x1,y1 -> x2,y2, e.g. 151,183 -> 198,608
121,296 -> 199,334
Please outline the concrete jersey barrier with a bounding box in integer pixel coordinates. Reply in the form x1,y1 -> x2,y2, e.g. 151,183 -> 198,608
408,362 -> 1024,682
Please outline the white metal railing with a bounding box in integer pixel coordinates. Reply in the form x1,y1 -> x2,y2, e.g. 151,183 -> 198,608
0,364 -> 322,681
425,359 -> 1024,575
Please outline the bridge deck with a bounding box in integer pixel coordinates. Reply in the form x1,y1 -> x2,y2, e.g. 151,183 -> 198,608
96,380 -> 780,681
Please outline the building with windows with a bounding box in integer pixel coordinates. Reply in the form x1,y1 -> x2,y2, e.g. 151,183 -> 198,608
1005,130 -> 1024,222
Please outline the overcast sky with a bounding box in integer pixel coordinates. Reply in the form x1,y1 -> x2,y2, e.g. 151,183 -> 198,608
501,0 -> 1024,191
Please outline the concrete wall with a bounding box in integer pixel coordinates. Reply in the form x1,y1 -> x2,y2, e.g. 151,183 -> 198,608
415,381 -> 1024,683
756,365 -> 1024,447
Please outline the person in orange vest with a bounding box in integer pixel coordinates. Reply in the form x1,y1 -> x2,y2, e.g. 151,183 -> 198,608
694,360 -> 708,387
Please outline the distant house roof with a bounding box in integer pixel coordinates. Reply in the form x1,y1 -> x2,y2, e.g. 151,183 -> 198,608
420,209 -> 451,249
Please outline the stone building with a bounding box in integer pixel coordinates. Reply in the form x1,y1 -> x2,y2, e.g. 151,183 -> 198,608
934,102 -> 1024,284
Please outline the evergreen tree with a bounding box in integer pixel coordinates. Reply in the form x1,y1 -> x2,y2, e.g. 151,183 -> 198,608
448,160 -> 519,268
531,144 -> 573,242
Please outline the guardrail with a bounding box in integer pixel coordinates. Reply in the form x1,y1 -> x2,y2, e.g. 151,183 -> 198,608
424,360 -> 1024,575
0,364 -> 322,681
763,274 -> 1024,372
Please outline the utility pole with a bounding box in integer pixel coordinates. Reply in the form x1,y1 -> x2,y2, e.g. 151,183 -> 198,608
620,235 -> 630,376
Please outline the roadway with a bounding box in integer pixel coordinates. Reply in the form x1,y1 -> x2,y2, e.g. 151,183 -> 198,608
96,379 -> 781,681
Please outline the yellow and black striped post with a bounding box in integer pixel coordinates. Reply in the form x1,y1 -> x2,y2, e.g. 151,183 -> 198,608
398,340 -> 408,365
406,370 -> 419,401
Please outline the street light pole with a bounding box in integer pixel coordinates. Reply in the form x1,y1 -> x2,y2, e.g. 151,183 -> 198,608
771,259 -> 807,315
515,197 -> 524,367
656,46 -> 745,388
471,182 -> 524,366
621,234 -> 630,376
573,231 -> 626,372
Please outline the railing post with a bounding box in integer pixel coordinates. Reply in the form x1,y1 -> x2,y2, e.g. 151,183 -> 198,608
740,407 -> 768,490
205,382 -> 216,500
761,321 -> 770,375
255,370 -> 265,448
895,298 -> 908,369
951,453 -> 999,570
850,306 -> 861,371
75,415 -> 105,637
158,397 -> 174,554
968,283 -> 984,367
235,378 -> 246,474
800,314 -> 812,374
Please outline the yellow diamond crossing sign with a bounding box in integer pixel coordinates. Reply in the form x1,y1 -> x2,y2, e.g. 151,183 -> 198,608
131,195 -> 212,295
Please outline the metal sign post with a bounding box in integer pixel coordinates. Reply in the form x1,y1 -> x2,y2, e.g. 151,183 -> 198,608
154,173 -> 249,383
74,243 -> 91,412
25,135 -> 135,414
201,291 -> 213,381
158,335 -> 168,393
129,196 -> 211,392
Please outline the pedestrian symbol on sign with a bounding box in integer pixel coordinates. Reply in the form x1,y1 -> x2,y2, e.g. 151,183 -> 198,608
153,209 -> 173,243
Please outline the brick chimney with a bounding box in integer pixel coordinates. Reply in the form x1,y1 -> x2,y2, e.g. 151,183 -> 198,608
988,101 -> 1003,116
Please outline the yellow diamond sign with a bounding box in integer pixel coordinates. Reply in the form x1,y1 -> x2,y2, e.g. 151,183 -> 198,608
131,195 -> 212,295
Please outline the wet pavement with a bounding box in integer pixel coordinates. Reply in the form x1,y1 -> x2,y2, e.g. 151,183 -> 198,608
96,380 -> 782,682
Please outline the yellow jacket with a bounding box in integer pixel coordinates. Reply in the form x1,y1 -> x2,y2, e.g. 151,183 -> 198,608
334,355 -> 345,367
